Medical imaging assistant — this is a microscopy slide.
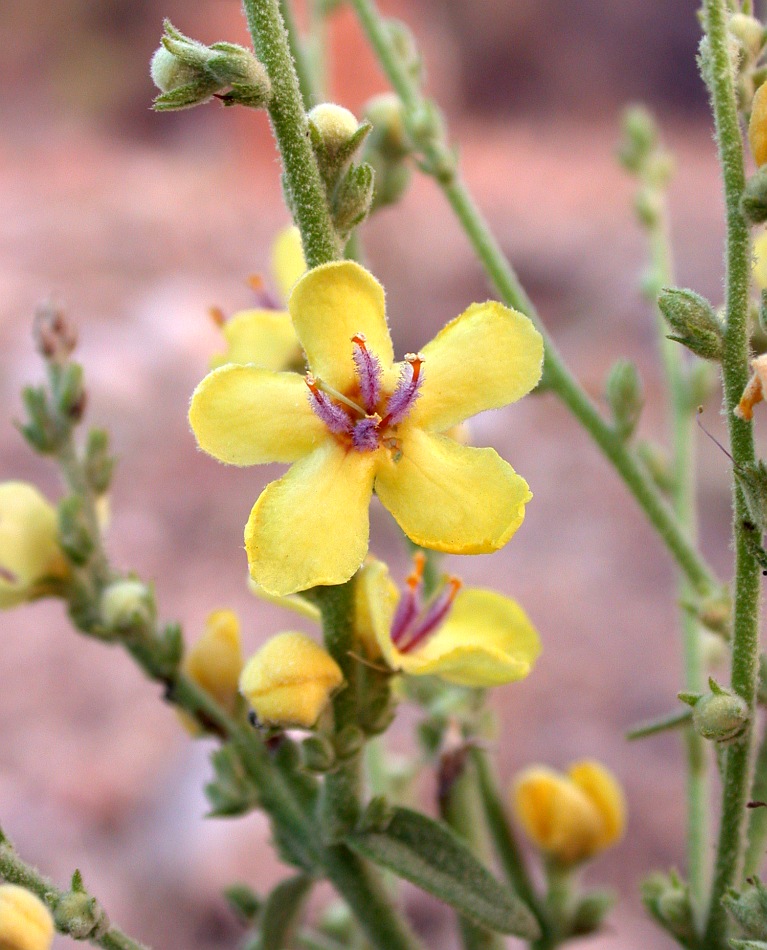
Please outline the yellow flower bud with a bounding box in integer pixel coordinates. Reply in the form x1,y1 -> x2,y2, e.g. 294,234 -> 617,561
750,82 -> 767,167
239,632 -> 343,728
99,579 -> 153,632
0,483 -> 67,610
308,103 -> 361,158
0,885 -> 54,950
512,761 -> 625,866
182,610 -> 243,715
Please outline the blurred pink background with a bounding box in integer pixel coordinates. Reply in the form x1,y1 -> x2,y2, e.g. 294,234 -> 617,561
0,1 -> 750,947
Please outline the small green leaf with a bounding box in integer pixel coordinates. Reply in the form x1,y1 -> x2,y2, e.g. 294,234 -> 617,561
346,807 -> 539,938
252,875 -> 313,950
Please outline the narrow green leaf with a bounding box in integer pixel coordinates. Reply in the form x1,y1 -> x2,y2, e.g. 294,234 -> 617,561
254,874 -> 313,950
346,807 -> 539,938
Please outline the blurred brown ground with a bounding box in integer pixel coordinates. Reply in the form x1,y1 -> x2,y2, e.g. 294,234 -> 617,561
0,1 -> 756,947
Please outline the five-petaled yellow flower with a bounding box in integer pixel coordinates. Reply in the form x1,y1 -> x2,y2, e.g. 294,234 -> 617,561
512,761 -> 626,866
210,226 -> 305,371
357,556 -> 541,686
190,261 -> 543,596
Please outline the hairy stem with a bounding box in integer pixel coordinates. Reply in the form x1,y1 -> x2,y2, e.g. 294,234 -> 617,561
701,0 -> 761,944
744,718 -> 767,876
348,0 -> 719,598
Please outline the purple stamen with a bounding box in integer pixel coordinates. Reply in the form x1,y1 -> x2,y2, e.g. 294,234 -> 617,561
382,354 -> 423,428
352,417 -> 381,451
352,335 -> 383,414
306,376 -> 353,435
396,578 -> 461,655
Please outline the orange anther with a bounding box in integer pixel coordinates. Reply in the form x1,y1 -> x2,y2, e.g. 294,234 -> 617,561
406,551 -> 426,590
246,273 -> 266,293
208,306 -> 226,327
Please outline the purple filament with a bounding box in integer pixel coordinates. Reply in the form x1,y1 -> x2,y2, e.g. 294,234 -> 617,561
395,580 -> 461,655
306,381 -> 353,435
352,417 -> 380,451
383,358 -> 423,428
352,336 -> 383,413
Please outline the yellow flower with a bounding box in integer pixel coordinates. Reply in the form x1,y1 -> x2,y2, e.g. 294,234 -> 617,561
239,631 -> 343,728
753,230 -> 767,290
210,226 -> 306,371
512,761 -> 626,866
358,556 -> 541,687
182,609 -> 244,713
190,261 -> 543,596
0,885 -> 54,950
0,482 -> 68,610
750,81 -> 767,167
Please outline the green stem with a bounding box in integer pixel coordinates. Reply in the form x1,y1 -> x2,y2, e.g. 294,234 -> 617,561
744,720 -> 767,876
278,0 -> 316,109
307,0 -> 329,101
701,0 -> 761,944
348,0 -> 719,599
439,758 -> 506,950
0,836 -> 149,950
241,0 -> 338,266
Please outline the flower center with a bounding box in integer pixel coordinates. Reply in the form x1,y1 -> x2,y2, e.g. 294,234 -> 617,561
306,334 -> 424,452
390,553 -> 461,654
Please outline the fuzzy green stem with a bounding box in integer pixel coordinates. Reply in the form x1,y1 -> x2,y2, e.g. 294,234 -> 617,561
241,0 -> 338,265
744,720 -> 767,876
0,837 -> 149,950
439,758 -> 506,950
348,0 -> 719,598
701,0 -> 761,944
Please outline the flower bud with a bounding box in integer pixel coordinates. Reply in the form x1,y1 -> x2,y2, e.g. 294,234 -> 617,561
0,483 -> 68,609
752,83 -> 767,167
617,106 -> 658,174
723,877 -> 767,940
743,167 -> 767,223
300,734 -> 336,772
308,104 -> 360,156
642,872 -> 697,946
239,632 -> 343,728
0,884 -> 54,950
100,579 -> 153,634
730,14 -> 766,61
605,360 -> 644,441
681,678 -> 749,742
53,886 -> 109,941
512,761 -> 625,866
657,287 -> 723,361
364,94 -> 409,159
180,610 -> 244,733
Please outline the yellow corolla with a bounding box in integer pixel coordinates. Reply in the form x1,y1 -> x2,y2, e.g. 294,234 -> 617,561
210,226 -> 306,370
0,482 -> 68,610
750,81 -> 767,167
0,884 -> 54,950
183,609 -> 244,711
239,631 -> 343,728
512,761 -> 626,866
753,230 -> 767,289
190,260 -> 544,596
358,556 -> 540,687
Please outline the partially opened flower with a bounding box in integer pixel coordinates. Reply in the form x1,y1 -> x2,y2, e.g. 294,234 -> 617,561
0,482 -> 68,609
191,261 -> 543,595
358,556 -> 541,687
512,761 -> 626,866
210,226 -> 306,370
183,610 -> 244,709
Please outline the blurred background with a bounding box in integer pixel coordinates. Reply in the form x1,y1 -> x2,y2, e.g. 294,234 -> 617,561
0,0 -> 750,947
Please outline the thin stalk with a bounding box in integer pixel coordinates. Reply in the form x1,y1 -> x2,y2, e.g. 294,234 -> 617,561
348,0 -> 719,599
278,0 -> 316,109
701,0 -> 761,945
439,759 -> 506,950
0,836 -> 149,950
241,0 -> 338,266
307,0 -> 329,101
648,186 -> 710,915
744,717 -> 767,876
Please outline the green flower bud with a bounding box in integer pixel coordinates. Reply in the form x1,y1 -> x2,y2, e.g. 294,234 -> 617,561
100,579 -> 154,634
568,890 -> 615,937
223,884 -> 261,924
331,162 -> 375,239
308,104 -> 372,190
334,724 -> 364,760
57,496 -> 94,566
724,879 -> 767,940
53,885 -> 109,941
641,872 -> 697,946
730,14 -> 766,62
634,187 -> 663,228
682,678 -> 749,742
618,106 -> 658,174
742,166 -> 767,224
364,93 -> 409,159
300,734 -> 336,773
150,45 -> 203,94
605,360 -> 644,441
657,287 -> 723,361
358,795 -> 395,833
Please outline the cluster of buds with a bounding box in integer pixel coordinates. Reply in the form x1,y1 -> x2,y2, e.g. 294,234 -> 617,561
150,21 -> 271,111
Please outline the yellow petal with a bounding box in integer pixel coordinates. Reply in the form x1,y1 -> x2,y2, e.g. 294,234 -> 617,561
568,761 -> 626,851
512,768 -> 604,865
0,884 -> 54,950
245,439 -> 376,595
410,302 -> 543,432
289,262 -> 393,392
248,576 -> 322,622
239,631 -> 343,728
753,231 -> 767,290
189,365 -> 325,466
0,482 -> 67,610
182,609 -> 243,712
210,309 -> 301,371
374,429 -> 531,554
355,558 -> 399,660
272,225 -> 307,303
750,82 -> 767,167
399,588 -> 540,686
